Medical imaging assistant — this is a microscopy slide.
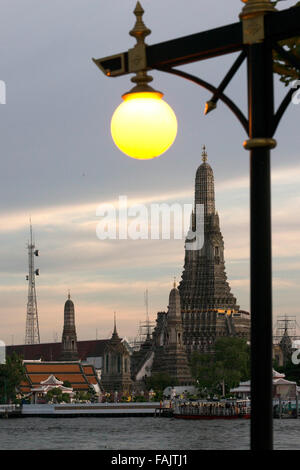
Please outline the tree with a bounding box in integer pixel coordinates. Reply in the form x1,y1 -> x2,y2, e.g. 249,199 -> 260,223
215,337 -> 250,383
144,372 -> 178,400
0,353 -> 26,403
191,337 -> 250,397
74,390 -> 93,402
276,360 -> 300,385
63,380 -> 72,388
46,388 -> 64,403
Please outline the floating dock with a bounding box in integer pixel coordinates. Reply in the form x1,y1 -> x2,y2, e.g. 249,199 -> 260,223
21,402 -> 161,417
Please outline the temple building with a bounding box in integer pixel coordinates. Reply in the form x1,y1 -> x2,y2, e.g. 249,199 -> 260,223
178,147 -> 250,355
151,282 -> 193,385
7,298 -> 133,397
138,147 -> 251,380
28,375 -> 74,404
60,293 -> 78,361
6,147 -> 251,393
101,315 -> 132,395
19,361 -> 102,397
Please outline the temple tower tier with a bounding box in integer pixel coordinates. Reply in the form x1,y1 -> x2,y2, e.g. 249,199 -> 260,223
152,283 -> 194,385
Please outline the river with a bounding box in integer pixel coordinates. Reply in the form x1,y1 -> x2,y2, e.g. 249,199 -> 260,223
0,417 -> 299,450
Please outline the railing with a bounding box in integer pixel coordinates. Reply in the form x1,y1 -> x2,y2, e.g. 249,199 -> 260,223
175,403 -> 243,417
0,404 -> 22,416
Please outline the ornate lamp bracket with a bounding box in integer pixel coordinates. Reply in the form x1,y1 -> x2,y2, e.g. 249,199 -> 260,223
240,0 -> 277,44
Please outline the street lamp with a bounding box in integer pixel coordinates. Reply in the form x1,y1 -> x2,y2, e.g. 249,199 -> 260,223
108,3 -> 177,160
93,0 -> 300,450
111,88 -> 177,160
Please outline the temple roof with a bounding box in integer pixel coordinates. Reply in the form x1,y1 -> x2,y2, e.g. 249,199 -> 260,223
6,339 -> 109,362
20,361 -> 102,394
40,374 -> 63,386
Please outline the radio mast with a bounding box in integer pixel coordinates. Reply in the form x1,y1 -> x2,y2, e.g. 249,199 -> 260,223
25,221 -> 40,344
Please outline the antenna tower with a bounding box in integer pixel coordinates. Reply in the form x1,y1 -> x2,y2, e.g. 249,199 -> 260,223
273,315 -> 300,344
25,221 -> 40,344
129,289 -> 155,350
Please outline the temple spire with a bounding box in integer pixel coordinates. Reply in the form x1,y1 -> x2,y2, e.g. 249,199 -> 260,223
113,311 -> 117,334
60,294 -> 78,361
194,144 -> 215,216
180,154 -> 238,318
111,311 -> 120,341
202,145 -> 208,163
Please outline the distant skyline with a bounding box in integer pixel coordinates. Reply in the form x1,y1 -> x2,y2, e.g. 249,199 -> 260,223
0,0 -> 299,345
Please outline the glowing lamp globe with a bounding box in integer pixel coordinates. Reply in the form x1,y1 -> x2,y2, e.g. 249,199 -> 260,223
111,91 -> 177,160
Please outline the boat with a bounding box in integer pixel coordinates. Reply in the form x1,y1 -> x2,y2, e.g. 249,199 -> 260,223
172,399 -> 251,420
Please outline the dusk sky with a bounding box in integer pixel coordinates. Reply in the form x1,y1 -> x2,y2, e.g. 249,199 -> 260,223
1,0 -> 299,346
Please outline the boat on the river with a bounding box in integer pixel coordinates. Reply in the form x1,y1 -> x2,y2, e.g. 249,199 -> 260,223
173,400 -> 251,420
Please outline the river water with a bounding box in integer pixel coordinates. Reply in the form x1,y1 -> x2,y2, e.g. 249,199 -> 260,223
0,417 -> 299,450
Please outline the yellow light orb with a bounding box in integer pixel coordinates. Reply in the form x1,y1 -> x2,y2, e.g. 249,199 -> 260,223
111,91 -> 177,160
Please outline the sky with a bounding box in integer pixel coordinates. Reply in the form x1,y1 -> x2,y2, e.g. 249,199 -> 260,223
0,0 -> 299,346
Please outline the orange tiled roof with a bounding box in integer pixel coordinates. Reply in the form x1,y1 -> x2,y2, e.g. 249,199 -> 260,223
82,366 -> 94,375
21,361 -> 102,393
85,376 -> 98,384
29,374 -> 87,384
26,363 -> 81,373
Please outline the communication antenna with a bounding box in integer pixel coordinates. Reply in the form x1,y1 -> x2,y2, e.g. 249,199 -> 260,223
25,220 -> 40,344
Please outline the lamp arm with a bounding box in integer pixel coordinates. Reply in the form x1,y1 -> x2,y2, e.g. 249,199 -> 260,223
156,66 -> 249,134
205,51 -> 247,107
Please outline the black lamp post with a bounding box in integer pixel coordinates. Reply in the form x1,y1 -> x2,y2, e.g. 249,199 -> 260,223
93,0 -> 300,450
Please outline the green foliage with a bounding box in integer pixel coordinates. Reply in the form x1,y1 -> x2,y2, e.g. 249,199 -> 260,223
0,353 -> 26,404
144,372 -> 178,394
215,337 -> 250,382
46,388 -> 63,403
45,388 -> 71,403
132,395 -> 147,402
272,1 -> 300,85
191,337 -> 250,398
63,380 -> 72,388
62,393 -> 71,403
276,360 -> 300,385
74,389 -> 95,402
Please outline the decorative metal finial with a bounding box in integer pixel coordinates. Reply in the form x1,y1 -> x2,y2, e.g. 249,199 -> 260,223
202,145 -> 208,163
130,2 -> 151,44
124,2 -> 162,97
68,290 -> 71,300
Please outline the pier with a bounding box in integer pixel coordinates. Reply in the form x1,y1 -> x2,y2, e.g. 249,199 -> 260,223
21,402 -> 160,417
0,405 -> 22,418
